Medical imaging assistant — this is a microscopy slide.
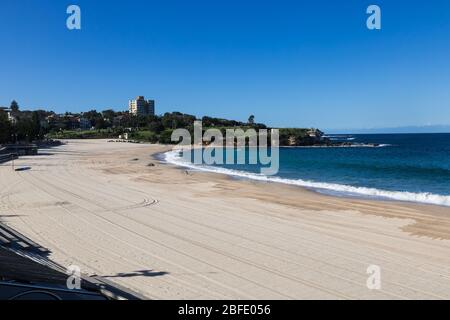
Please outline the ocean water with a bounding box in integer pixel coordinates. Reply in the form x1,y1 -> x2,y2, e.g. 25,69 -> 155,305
164,133 -> 450,207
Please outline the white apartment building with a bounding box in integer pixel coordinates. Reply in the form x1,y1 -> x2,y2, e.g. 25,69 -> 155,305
128,96 -> 155,116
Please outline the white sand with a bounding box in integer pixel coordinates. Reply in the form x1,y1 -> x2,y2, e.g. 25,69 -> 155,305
1,139 -> 450,299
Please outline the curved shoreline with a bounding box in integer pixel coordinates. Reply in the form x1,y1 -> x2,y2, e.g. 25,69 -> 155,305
161,149 -> 450,208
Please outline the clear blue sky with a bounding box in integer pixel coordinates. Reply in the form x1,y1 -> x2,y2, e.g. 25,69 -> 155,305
1,0 -> 450,130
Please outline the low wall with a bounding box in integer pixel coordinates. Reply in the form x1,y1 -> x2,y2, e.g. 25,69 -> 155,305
0,154 -> 18,164
0,145 -> 38,156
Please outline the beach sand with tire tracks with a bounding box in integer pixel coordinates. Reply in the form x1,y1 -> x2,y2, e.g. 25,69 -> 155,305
1,139 -> 450,299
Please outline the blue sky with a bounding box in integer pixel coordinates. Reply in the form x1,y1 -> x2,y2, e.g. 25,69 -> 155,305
1,0 -> 450,130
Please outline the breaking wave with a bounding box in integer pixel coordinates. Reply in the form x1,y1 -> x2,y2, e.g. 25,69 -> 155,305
164,150 -> 450,207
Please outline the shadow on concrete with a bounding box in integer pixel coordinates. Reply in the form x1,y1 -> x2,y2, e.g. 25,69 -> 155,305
14,167 -> 31,172
102,270 -> 169,278
0,222 -> 144,300
0,223 -> 51,257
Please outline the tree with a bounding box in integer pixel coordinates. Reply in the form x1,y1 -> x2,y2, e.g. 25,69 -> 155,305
16,118 -> 34,142
162,112 -> 196,130
148,120 -> 164,133
102,109 -> 116,123
0,110 -> 12,144
30,111 -> 41,140
83,110 -> 102,128
10,100 -> 19,113
248,115 -> 255,125
95,117 -> 107,130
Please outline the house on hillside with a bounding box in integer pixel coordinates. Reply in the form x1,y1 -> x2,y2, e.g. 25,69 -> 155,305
0,107 -> 17,124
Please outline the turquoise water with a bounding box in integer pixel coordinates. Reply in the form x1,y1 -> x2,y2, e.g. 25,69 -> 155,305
165,133 -> 450,206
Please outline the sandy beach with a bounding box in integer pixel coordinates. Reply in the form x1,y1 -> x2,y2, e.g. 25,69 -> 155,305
1,139 -> 450,299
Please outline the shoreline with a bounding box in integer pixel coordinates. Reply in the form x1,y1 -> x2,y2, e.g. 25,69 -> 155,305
1,139 -> 450,299
155,144 -> 450,229
160,148 -> 450,209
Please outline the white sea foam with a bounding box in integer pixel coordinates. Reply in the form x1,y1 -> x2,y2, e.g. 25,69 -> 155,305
164,150 -> 450,207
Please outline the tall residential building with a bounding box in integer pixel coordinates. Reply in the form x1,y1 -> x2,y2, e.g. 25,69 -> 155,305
128,96 -> 155,116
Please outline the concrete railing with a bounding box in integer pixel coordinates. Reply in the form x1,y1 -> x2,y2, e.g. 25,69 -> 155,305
0,144 -> 38,156
0,153 -> 18,164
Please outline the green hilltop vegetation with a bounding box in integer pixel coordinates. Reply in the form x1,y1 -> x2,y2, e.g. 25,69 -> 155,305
0,100 -> 325,146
